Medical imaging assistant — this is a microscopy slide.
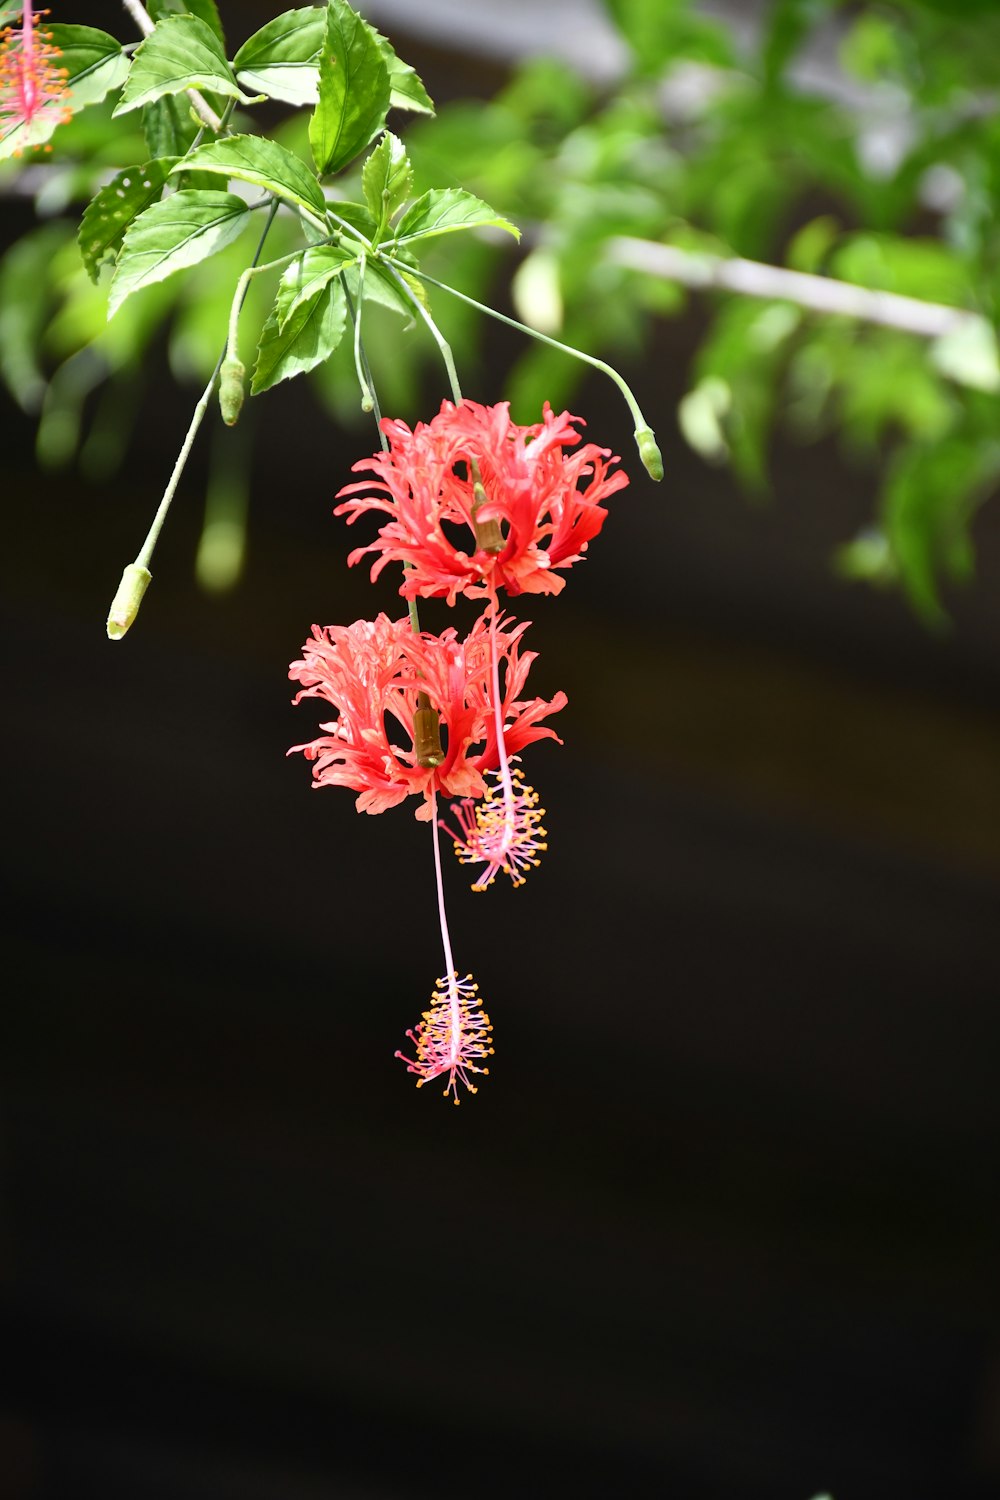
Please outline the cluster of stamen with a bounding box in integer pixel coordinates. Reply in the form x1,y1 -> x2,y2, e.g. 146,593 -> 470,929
446,768 -> 547,890
395,972 -> 493,1104
0,5 -> 71,144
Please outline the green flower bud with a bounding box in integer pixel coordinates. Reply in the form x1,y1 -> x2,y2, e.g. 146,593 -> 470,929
106,564 -> 152,640
219,357 -> 246,426
634,424 -> 663,482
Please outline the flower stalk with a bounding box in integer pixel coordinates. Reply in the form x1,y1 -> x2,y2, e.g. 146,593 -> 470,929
107,203 -> 282,637
391,261 -> 664,480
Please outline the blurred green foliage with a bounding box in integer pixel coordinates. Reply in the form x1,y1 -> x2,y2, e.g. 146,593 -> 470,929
3,0 -> 1000,620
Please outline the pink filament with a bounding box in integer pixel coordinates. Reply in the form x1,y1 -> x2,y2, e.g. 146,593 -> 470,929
394,792 -> 493,1103
442,604 -> 549,890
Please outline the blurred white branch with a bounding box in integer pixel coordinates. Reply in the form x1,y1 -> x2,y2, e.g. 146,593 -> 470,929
608,235 -> 985,341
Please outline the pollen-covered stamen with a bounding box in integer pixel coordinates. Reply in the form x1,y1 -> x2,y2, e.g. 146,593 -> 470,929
446,766 -> 548,890
445,602 -> 550,891
0,3 -> 71,137
395,971 -> 494,1105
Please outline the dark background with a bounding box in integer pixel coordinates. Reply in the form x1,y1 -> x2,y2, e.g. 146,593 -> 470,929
2,4 -> 1000,1497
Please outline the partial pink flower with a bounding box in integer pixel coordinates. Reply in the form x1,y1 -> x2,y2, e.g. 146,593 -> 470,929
439,599 -> 552,892
446,765 -> 547,891
288,609 -> 565,820
0,2 -> 70,144
334,399 -> 628,604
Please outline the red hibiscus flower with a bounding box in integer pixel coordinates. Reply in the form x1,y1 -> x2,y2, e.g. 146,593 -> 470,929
288,609 -> 566,819
334,399 -> 629,605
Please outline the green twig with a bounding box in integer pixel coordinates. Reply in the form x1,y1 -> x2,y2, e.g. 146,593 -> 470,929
375,257 -> 463,404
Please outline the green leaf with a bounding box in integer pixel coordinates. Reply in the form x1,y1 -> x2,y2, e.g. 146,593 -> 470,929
309,0 -> 391,177
108,190 -> 253,318
172,135 -> 328,220
233,6 -> 326,107
835,528 -> 898,589
0,24 -> 128,159
252,278 -> 348,393
604,0 -> 732,74
882,434 -> 1000,623
376,36 -> 434,115
78,157 -> 179,283
931,320 -> 1000,393
0,222 -> 75,411
146,0 -> 224,47
839,13 -> 903,82
678,376 -> 731,463
276,245 -> 356,329
393,188 -> 520,245
786,215 -> 839,274
113,14 -> 246,117
362,132 -> 412,242
141,94 -> 198,158
831,233 -> 969,306
605,0 -> 680,71
51,23 -> 130,101
761,0 -> 815,85
231,9 -> 433,115
147,0 -> 226,49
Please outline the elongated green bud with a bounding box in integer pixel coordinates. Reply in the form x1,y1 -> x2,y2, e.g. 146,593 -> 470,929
106,564 -> 151,640
219,357 -> 246,426
634,425 -> 663,481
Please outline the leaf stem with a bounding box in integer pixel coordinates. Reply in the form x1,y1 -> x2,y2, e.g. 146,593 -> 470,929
375,257 -> 463,404
188,96 -> 237,155
340,269 -> 382,439
351,253 -> 375,412
326,209 -> 375,249
225,233 -> 299,361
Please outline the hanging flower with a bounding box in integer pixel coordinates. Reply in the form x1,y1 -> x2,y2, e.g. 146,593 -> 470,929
0,2 -> 70,145
334,399 -> 629,605
396,970 -> 493,1105
288,609 -> 565,820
